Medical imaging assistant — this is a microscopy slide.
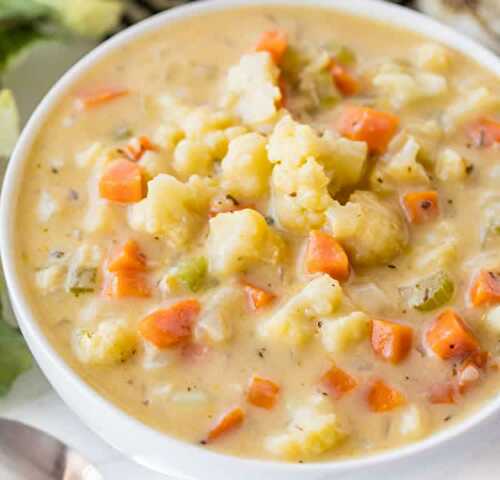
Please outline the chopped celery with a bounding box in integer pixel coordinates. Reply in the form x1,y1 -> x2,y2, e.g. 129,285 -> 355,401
334,46 -> 357,66
401,271 -> 454,312
67,267 -> 97,297
281,45 -> 310,79
166,256 -> 208,293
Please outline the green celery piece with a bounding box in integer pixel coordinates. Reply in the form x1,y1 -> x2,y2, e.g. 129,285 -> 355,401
403,271 -> 455,312
167,257 -> 208,293
0,0 -> 51,23
334,45 -> 357,66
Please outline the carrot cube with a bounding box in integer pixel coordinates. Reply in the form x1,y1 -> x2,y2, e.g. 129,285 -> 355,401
320,365 -> 357,399
371,319 -> 413,364
206,406 -> 245,443
108,240 -> 146,272
470,270 -> 500,307
426,309 -> 480,360
104,270 -> 150,299
402,191 -> 439,224
428,382 -> 456,405
305,230 -> 350,281
246,375 -> 280,409
367,379 -> 406,412
255,29 -> 288,64
330,60 -> 359,97
243,283 -> 275,311
99,159 -> 144,203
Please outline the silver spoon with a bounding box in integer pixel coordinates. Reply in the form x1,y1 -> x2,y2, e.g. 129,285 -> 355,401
0,418 -> 102,480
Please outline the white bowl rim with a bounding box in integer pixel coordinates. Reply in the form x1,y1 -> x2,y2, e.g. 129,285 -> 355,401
1,0 -> 500,478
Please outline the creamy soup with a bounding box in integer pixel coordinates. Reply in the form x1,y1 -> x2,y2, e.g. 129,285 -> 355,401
15,5 -> 500,463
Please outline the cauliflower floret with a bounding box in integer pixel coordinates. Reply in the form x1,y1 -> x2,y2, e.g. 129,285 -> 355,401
414,43 -> 450,73
153,124 -> 184,151
389,404 -> 428,441
483,306 -> 500,334
207,209 -> 283,277
180,106 -> 234,138
73,319 -> 138,365
173,138 -> 213,179
128,174 -> 214,247
435,148 -> 466,182
221,133 -> 272,200
75,142 -> 104,168
321,311 -> 370,354
373,66 -> 448,109
223,52 -> 281,126
37,190 -> 60,223
383,136 -> 429,184
327,191 -> 407,266
259,275 -> 343,346
267,115 -> 325,166
443,87 -> 499,131
265,405 -> 346,460
272,157 -> 333,232
139,150 -> 171,179
83,200 -> 114,233
195,284 -> 245,344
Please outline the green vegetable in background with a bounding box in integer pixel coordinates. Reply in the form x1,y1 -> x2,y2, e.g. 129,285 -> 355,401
0,89 -> 19,157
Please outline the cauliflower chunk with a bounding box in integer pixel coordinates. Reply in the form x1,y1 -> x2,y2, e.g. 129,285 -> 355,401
223,52 -> 281,126
207,209 -> 283,277
139,150 -> 171,179
128,174 -> 213,247
267,115 -> 325,166
83,200 -> 114,233
173,138 -> 213,179
73,319 -> 138,365
482,306 -> 500,334
327,191 -> 407,266
37,190 -> 60,223
321,311 -> 370,354
414,43 -> 450,73
266,405 -> 346,460
195,285 -> 244,344
383,137 -> 429,184
435,148 -> 466,182
259,275 -> 343,346
75,142 -> 104,168
221,133 -> 272,200
272,158 -> 333,232
36,264 -> 67,294
390,404 -> 428,441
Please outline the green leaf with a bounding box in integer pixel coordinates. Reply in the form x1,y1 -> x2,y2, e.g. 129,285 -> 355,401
0,24 -> 46,74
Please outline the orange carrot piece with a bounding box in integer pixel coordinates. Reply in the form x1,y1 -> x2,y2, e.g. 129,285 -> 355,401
305,230 -> 350,281
255,29 -> 288,64
246,375 -> 281,409
336,105 -> 399,154
371,319 -> 413,364
139,300 -> 200,349
402,191 -> 439,224
320,365 -> 358,399
426,309 -> 480,360
76,87 -> 128,110
206,406 -> 245,443
123,136 -> 156,161
104,270 -> 150,298
367,379 -> 406,412
243,283 -> 275,311
108,240 -> 147,272
99,159 -> 144,203
330,59 -> 359,96
470,270 -> 500,307
467,117 -> 500,148
428,382 -> 456,405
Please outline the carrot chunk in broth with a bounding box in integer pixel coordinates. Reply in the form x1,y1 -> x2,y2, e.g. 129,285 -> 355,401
99,159 -> 144,203
426,309 -> 480,360
371,319 -> 413,364
108,240 -> 147,272
336,105 -> 399,154
247,375 -> 280,409
320,365 -> 357,399
467,117 -> 500,148
470,270 -> 500,307
138,300 -> 201,349
305,230 -> 350,281
206,407 -> 245,443
428,382 -> 457,405
402,191 -> 439,224
243,283 -> 275,311
367,379 -> 406,412
123,135 -> 156,161
104,270 -> 150,299
330,59 -> 359,96
255,29 -> 288,64
76,87 -> 128,110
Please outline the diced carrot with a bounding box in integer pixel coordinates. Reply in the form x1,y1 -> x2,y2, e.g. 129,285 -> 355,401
206,406 -> 245,443
426,309 -> 480,360
138,299 -> 201,349
104,270 -> 150,298
320,365 -> 357,399
467,117 -> 500,148
246,375 -> 280,409
99,159 -> 144,203
255,29 -> 288,64
402,191 -> 439,224
243,282 -> 275,311
470,270 -> 500,307
367,379 -> 406,412
305,230 -> 350,282
330,59 -> 359,96
428,382 -> 456,405
336,105 -> 399,154
371,319 -> 413,364
76,87 -> 128,110
108,240 -> 147,272
123,136 -> 156,161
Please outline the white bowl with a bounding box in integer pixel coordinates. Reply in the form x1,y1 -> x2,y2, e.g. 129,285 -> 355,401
2,1 -> 499,479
